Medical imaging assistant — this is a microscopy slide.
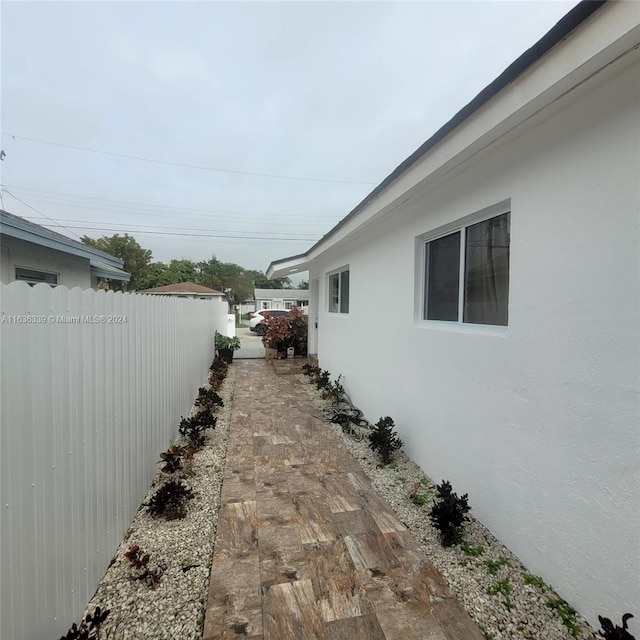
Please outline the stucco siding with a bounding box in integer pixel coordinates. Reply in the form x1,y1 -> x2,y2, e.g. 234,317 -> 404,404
310,55 -> 639,629
0,235 -> 91,288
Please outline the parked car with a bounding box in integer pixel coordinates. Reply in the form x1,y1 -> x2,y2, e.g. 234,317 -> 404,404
249,309 -> 289,336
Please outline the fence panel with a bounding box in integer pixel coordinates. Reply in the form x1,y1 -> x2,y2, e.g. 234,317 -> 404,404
0,282 -> 228,640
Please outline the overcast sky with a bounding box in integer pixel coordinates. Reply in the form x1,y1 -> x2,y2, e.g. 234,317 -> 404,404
1,0 -> 577,280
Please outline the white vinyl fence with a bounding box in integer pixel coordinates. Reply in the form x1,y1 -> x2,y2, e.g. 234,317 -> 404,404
0,282 -> 229,640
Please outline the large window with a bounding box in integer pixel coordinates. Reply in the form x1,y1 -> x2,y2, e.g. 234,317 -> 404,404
328,268 -> 349,313
424,212 -> 510,326
15,267 -> 58,286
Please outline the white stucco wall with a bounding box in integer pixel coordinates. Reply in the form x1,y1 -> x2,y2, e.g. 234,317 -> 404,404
310,54 -> 639,630
0,235 -> 92,289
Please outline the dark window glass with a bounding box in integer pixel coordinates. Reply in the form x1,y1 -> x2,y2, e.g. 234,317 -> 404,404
340,270 -> 349,313
15,268 -> 58,285
464,213 -> 510,326
425,232 -> 460,321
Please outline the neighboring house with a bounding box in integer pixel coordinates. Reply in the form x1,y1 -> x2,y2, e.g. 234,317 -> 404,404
254,288 -> 309,310
138,281 -> 225,300
0,210 -> 130,289
268,1 -> 639,632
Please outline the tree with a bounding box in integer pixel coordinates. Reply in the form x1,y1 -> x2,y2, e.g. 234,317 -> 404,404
81,234 -> 152,291
167,259 -> 198,283
197,256 -> 254,306
251,272 -> 292,290
298,281 -> 309,290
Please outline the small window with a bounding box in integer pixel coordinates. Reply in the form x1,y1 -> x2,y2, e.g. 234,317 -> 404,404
262,301 -> 269,310
284,301 -> 293,310
328,268 -> 349,314
424,212 -> 510,326
15,267 -> 58,286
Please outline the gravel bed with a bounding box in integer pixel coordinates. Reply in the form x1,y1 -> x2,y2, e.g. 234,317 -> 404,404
296,373 -> 599,640
80,366 -> 236,640
77,365 -> 600,640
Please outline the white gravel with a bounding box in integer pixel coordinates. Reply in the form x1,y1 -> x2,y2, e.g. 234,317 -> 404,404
296,373 -> 599,640
77,365 -> 601,640
81,366 -> 235,640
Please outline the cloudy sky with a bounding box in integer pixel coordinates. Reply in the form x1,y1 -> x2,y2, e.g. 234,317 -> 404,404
1,0 -> 576,279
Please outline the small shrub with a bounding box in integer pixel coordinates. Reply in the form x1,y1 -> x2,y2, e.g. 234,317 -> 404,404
546,598 -> 581,638
124,544 -> 149,570
147,480 -> 194,520
367,416 -> 403,465
194,387 -> 224,411
158,444 -> 184,474
315,369 -> 331,391
178,412 -> 216,448
60,607 -> 110,640
208,356 -> 228,388
597,613 -> 635,640
428,480 -> 471,547
323,375 -> 346,405
302,363 -> 320,378
123,544 -> 164,588
483,556 -> 512,575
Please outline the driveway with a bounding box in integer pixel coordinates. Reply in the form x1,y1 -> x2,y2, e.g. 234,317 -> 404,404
235,326 -> 265,359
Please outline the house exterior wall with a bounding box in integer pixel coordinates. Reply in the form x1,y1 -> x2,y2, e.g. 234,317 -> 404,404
0,235 -> 91,288
309,54 -> 639,630
255,297 -> 308,310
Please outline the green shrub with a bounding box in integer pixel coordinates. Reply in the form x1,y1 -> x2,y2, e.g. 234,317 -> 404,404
428,480 -> 470,547
147,480 -> 194,520
367,416 -> 403,465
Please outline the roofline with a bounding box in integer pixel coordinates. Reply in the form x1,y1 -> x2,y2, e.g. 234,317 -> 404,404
1,210 -> 126,268
268,0 -> 607,275
90,262 -> 131,282
138,291 -> 222,296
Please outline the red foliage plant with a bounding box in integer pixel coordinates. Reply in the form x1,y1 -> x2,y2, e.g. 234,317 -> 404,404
262,307 -> 308,356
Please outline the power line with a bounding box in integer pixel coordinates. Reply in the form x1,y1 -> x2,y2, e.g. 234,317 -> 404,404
4,184 -> 343,221
6,191 -> 337,227
33,223 -> 319,242
18,215 -> 320,238
1,133 -> 378,185
1,190 -> 85,240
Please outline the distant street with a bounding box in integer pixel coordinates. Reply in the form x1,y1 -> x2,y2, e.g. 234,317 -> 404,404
235,326 -> 264,359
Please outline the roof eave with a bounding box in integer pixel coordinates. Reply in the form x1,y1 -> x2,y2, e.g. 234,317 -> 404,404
1,211 -> 126,268
266,0 -> 611,276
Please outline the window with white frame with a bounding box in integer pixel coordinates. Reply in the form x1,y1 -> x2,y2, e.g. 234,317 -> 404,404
328,267 -> 349,313
284,301 -> 293,310
15,267 -> 58,286
424,212 -> 510,326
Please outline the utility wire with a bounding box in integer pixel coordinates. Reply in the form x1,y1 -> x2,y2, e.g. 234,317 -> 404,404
2,190 -> 85,240
5,184 -> 342,221
18,215 -> 320,238
9,193 -> 337,227
1,133 -> 378,185
29,223 -> 318,242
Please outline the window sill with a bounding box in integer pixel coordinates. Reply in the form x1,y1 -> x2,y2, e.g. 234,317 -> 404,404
416,320 -> 510,338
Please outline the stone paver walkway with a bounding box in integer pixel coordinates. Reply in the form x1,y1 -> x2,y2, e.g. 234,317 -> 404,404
203,360 -> 484,640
